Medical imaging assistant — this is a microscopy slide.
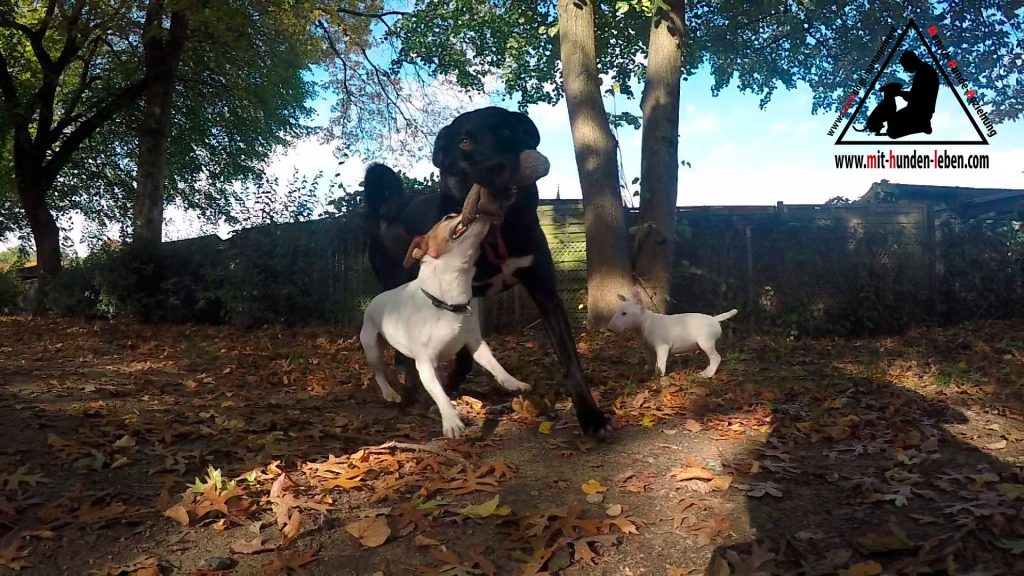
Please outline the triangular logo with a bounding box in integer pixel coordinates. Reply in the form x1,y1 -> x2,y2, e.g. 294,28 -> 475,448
835,19 -> 989,146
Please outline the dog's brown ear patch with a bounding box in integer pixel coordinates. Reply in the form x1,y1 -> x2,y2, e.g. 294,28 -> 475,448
403,235 -> 428,268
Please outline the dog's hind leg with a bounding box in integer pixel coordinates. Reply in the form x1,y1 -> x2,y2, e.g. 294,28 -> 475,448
444,347 -> 474,396
696,337 -> 722,378
466,339 -> 531,393
360,325 -> 402,403
415,359 -> 466,439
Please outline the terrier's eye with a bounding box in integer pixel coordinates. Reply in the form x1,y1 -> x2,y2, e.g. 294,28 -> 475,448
459,137 -> 472,149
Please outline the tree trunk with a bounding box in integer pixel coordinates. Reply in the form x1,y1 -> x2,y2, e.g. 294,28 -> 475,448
18,182 -> 60,274
134,6 -> 189,250
557,0 -> 634,329
16,176 -> 61,312
633,0 -> 685,313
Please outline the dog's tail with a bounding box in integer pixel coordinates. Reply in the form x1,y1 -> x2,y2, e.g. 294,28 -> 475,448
363,163 -> 404,222
713,309 -> 738,323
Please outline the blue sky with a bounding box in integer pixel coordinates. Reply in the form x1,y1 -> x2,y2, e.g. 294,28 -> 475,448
258,61 -> 1022,216
44,13 -> 1024,250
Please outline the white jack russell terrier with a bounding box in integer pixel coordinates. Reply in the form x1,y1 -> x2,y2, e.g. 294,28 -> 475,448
607,287 -> 737,378
359,205 -> 530,439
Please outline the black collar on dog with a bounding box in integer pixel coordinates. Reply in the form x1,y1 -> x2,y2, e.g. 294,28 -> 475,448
421,288 -> 471,314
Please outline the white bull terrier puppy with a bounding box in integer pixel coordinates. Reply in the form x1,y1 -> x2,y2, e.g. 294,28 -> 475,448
360,209 -> 530,439
607,287 -> 737,378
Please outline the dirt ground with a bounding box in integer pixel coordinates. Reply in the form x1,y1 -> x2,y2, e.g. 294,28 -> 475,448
0,316 -> 1022,576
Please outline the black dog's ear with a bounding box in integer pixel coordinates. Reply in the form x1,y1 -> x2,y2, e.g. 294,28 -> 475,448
511,111 -> 541,149
432,125 -> 453,169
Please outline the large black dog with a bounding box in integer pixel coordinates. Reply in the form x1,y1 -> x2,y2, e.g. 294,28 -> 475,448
362,106 -> 611,440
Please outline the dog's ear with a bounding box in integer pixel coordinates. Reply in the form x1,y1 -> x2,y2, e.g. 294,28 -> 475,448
630,286 -> 644,303
510,111 -> 541,149
432,124 -> 454,170
617,294 -> 627,302
403,235 -> 428,268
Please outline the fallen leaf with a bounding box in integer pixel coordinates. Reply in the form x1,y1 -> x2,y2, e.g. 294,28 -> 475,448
282,510 -> 303,541
162,504 -> 191,527
605,504 -> 623,517
581,480 -> 608,495
0,536 -> 30,572
855,525 -> 914,554
459,495 -> 510,518
538,421 -> 553,434
684,419 -> 703,433
640,414 -> 657,428
414,535 -> 440,547
262,546 -> 318,575
83,554 -> 165,576
841,560 -> 882,576
985,439 -> 1008,450
997,484 -> 1024,500
112,435 -> 136,450
670,467 -> 714,482
230,528 -> 275,555
585,493 -> 604,504
345,516 -> 390,548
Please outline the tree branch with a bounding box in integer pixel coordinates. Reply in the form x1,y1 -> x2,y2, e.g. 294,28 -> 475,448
43,80 -> 146,184
0,51 -> 32,150
334,7 -> 409,20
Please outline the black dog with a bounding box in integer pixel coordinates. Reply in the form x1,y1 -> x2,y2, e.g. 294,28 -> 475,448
363,106 -> 611,440
853,82 -> 904,135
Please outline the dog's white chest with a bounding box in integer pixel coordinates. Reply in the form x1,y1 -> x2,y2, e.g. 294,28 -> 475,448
476,255 -> 534,295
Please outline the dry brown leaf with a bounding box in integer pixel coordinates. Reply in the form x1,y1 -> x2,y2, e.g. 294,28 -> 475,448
414,534 -> 441,547
162,504 -> 191,527
841,560 -> 883,576
230,529 -> 275,555
670,467 -> 715,482
581,480 -> 608,494
262,546 -> 318,576
282,510 -> 303,541
345,516 -> 390,548
684,419 -> 703,433
854,525 -> 914,554
985,439 -> 1008,450
0,536 -> 30,572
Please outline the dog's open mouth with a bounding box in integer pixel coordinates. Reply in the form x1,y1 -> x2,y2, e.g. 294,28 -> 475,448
450,216 -> 471,240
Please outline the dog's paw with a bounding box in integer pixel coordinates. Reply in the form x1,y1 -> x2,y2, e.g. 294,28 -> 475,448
700,368 -> 717,378
577,404 -> 613,442
382,389 -> 402,402
442,417 -> 467,439
501,378 -> 531,393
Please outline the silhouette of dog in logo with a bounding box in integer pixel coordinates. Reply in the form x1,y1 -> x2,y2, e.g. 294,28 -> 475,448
855,50 -> 939,138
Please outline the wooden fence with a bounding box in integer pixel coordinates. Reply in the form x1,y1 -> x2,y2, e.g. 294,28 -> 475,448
152,199 -> 1022,336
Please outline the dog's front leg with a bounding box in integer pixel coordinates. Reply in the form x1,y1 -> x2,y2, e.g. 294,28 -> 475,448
466,339 -> 531,393
654,345 -> 670,378
514,243 -> 611,440
415,359 -> 466,439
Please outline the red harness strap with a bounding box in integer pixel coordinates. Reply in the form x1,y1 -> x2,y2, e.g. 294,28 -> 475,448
482,224 -> 509,266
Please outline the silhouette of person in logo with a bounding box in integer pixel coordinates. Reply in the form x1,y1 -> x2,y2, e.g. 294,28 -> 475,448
858,50 -> 939,138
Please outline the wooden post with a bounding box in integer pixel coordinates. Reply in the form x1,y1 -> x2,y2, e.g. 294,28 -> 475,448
745,225 -> 754,318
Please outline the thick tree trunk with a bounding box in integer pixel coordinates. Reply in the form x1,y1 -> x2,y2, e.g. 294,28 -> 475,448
19,189 -> 60,276
134,6 -> 188,250
16,176 -> 61,312
634,0 -> 685,313
557,0 -> 634,329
